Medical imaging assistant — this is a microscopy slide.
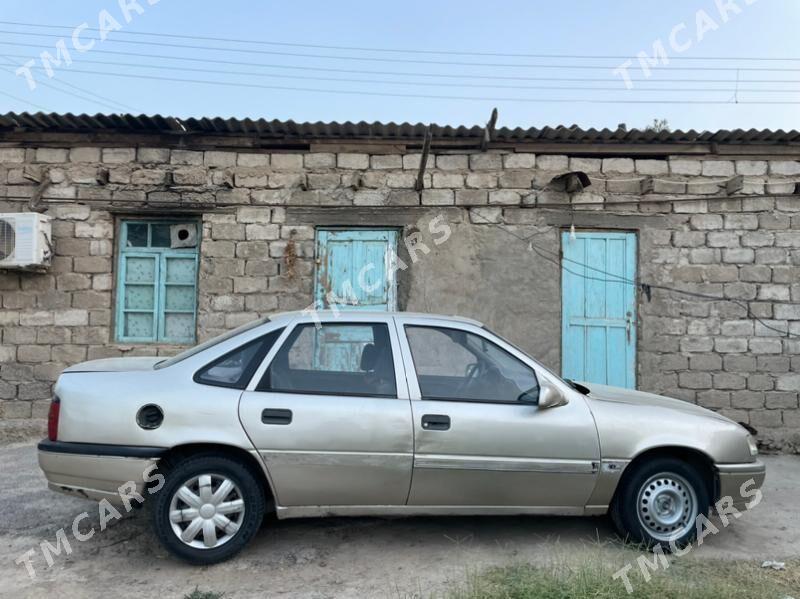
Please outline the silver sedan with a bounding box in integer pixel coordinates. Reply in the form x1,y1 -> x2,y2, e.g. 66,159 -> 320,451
38,311 -> 765,564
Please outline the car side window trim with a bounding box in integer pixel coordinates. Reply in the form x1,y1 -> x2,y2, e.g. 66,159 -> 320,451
252,320 -> 404,400
409,396 -> 531,406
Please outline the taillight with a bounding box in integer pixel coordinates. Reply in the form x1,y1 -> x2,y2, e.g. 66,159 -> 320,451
47,397 -> 60,441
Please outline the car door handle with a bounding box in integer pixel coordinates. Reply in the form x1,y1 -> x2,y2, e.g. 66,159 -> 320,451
421,414 -> 450,431
261,409 -> 292,425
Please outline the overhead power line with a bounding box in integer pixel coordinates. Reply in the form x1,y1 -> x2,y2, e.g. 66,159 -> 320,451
0,58 -> 131,112
10,55 -> 800,94
1,29 -> 799,72
2,41 -> 798,85
0,87 -> 50,111
15,66 -> 800,104
467,209 -> 799,338
1,20 -> 798,62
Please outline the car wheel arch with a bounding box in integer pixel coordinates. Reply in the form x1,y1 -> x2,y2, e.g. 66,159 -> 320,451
155,442 -> 276,510
611,445 -> 718,510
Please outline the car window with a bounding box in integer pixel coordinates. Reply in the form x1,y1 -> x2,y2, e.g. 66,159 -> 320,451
155,316 -> 272,369
405,325 -> 538,403
258,323 -> 397,397
195,328 -> 284,389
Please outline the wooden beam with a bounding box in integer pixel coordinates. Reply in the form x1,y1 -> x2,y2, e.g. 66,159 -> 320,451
480,108 -> 498,151
287,206 -> 464,226
415,126 -> 433,192
497,142 -> 713,156
309,142 -> 407,154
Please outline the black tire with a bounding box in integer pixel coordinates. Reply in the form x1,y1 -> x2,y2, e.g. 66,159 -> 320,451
610,457 -> 710,551
151,454 -> 265,565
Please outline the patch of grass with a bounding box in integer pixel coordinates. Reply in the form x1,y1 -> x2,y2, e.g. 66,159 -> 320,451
184,588 -> 224,599
444,554 -> 799,599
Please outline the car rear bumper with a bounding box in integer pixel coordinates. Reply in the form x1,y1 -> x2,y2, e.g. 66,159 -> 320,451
38,440 -> 163,505
716,459 -> 766,509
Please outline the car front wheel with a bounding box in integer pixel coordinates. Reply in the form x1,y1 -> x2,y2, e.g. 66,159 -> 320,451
610,457 -> 710,550
151,455 -> 265,564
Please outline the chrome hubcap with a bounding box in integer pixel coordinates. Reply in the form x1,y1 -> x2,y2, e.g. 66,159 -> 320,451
169,474 -> 245,549
636,473 -> 698,542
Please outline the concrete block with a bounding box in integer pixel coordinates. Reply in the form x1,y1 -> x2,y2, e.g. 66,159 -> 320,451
436,155 -> 469,170
370,155 -> 402,170
102,148 -> 135,163
503,153 -> 535,169
769,161 -> 800,176
337,153 -> 369,169
701,160 -> 735,176
69,147 -> 101,163
601,158 -> 634,173
669,159 -> 702,175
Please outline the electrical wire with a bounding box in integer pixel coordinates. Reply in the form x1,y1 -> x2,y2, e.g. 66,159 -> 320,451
468,208 -> 800,337
2,41 -> 798,85
0,57 -> 133,112
2,20 -> 799,62
0,87 -> 50,111
2,29 -> 800,72
10,55 -> 800,93
7,66 -> 800,104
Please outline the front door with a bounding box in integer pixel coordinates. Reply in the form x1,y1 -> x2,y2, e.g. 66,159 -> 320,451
561,231 -> 637,389
239,317 -> 413,507
397,318 -> 601,509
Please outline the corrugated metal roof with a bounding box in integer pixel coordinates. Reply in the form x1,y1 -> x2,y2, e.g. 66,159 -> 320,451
1,112 -> 799,145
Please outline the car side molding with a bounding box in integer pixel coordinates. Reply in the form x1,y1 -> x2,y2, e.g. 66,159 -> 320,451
38,439 -> 165,459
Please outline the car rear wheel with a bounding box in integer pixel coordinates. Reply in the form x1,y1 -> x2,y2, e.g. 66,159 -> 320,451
610,457 -> 710,550
151,455 -> 265,564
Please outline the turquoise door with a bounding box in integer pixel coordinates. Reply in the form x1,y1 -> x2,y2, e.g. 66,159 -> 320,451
314,229 -> 398,371
315,229 -> 398,311
561,231 -> 637,388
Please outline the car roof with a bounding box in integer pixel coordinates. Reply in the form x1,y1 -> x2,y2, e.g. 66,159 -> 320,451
270,310 -> 484,327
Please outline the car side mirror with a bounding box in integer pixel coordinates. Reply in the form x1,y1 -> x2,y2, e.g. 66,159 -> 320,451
536,379 -> 569,409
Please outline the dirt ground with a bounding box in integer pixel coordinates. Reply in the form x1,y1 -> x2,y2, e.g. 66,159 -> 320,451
1,442 -> 797,599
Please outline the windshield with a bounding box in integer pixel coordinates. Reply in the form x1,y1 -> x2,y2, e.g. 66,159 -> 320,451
154,316 -> 271,369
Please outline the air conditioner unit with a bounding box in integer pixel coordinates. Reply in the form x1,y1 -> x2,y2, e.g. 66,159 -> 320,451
0,213 -> 53,270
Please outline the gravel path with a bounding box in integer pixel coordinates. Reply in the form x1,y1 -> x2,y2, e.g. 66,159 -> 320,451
1,443 -> 797,598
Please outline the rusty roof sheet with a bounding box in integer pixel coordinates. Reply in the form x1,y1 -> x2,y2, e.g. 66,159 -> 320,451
1,112 -> 799,145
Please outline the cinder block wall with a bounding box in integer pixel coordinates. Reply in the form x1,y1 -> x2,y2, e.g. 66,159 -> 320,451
0,145 -> 798,449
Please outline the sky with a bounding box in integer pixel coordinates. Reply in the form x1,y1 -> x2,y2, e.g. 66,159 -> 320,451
0,0 -> 798,133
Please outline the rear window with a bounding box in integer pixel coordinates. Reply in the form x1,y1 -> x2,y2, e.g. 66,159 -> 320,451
154,316 -> 271,370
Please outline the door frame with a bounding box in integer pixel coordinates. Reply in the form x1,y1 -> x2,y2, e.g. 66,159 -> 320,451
560,229 -> 639,388
314,227 -> 400,311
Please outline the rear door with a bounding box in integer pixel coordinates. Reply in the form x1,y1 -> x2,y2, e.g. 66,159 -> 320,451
396,317 -> 601,509
239,315 -> 413,507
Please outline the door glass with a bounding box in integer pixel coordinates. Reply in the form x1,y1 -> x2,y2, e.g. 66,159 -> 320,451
259,323 -> 397,397
405,326 -> 538,403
